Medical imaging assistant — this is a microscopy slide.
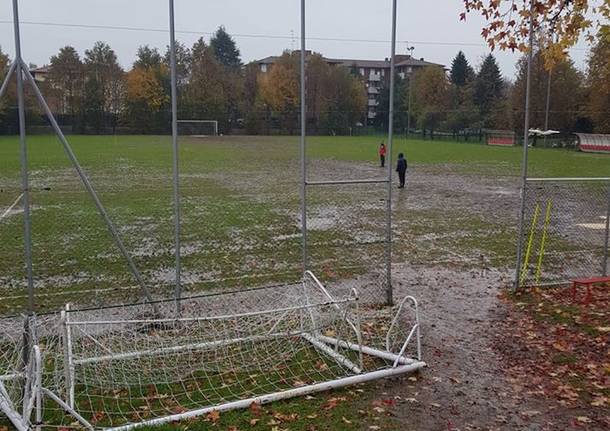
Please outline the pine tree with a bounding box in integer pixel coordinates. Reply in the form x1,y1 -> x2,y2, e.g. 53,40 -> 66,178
48,46 -> 84,117
134,46 -> 163,70
210,26 -> 241,70
473,54 -> 504,127
83,42 -> 124,132
450,51 -> 474,87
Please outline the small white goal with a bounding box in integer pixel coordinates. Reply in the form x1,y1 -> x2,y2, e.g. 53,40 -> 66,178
177,120 -> 219,137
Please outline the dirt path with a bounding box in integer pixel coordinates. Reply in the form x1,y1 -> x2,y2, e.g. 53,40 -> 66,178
360,263 -> 605,431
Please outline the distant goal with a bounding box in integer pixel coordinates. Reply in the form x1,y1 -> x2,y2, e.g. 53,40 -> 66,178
178,120 -> 218,137
485,129 -> 516,147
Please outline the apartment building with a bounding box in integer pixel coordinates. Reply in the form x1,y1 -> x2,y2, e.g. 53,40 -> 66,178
256,51 -> 444,122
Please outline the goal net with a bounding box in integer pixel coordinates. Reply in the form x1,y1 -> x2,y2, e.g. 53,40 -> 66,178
1,272 -> 424,430
177,120 -> 218,137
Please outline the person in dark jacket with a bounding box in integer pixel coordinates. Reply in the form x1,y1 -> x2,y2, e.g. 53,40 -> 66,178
396,153 -> 407,188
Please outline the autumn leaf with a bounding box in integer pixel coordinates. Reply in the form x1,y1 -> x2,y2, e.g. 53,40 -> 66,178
206,410 -> 220,423
575,416 -> 592,423
249,402 -> 262,416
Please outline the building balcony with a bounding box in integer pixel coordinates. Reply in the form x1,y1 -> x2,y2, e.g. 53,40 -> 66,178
368,99 -> 379,107
368,74 -> 381,82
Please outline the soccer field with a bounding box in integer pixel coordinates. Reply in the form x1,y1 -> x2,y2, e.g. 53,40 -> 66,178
0,134 -> 608,314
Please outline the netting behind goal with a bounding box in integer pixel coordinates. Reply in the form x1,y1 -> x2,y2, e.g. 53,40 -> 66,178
518,178 -> 610,287
177,120 -> 218,137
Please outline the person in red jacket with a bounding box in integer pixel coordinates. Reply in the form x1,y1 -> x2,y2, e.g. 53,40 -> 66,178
378,142 -> 387,167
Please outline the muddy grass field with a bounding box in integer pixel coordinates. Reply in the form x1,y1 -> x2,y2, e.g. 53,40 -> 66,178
0,135 -> 608,429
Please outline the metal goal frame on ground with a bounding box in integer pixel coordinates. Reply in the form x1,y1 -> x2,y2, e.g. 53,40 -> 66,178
0,0 -> 416,429
0,272 -> 424,430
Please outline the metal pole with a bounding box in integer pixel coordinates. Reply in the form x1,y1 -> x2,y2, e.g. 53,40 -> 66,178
300,0 -> 308,272
12,0 -> 35,313
514,0 -> 536,290
169,0 -> 182,313
407,73 -> 412,139
21,63 -> 154,303
603,182 -> 610,276
543,68 -> 552,145
406,46 -> 414,139
385,0 -> 397,306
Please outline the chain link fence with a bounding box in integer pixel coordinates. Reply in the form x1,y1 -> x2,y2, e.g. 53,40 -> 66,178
518,178 -> 610,287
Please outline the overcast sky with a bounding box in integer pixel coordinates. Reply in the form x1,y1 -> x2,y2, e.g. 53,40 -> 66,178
0,0 -> 591,79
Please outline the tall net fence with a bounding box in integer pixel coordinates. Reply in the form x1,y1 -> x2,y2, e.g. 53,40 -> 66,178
518,178 -> 610,287
305,150 -> 390,303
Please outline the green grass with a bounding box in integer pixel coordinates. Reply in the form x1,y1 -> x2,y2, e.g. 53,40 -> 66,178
0,134 -> 608,429
1,134 -> 608,314
308,136 -> 610,177
1,134 -> 609,177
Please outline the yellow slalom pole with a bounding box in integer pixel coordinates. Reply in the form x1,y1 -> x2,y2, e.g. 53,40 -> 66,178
520,203 -> 540,286
534,200 -> 552,286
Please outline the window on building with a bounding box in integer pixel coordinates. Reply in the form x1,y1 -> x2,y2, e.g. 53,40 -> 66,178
261,64 -> 268,73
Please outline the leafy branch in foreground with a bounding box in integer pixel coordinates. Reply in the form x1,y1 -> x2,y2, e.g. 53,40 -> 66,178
460,0 -> 610,67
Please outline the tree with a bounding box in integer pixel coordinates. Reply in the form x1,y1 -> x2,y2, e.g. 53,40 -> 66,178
0,47 -> 10,102
164,41 -> 191,85
587,30 -> 610,133
124,67 -> 169,132
258,52 -> 299,134
411,66 -> 449,133
511,49 -> 584,133
0,46 -> 13,133
186,38 -> 230,130
134,45 -> 163,70
210,26 -> 241,70
461,0 -> 610,66
83,41 -> 124,133
48,46 -> 84,118
375,74 -> 408,131
241,62 -> 266,134
319,66 -> 366,134
450,51 -> 474,87
473,54 -> 504,128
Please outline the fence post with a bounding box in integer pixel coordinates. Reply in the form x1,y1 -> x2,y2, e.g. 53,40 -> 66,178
602,181 -> 610,276
11,0 -> 35,313
169,0 -> 182,313
384,0 -> 398,307
513,0 -> 536,290
300,0 -> 308,273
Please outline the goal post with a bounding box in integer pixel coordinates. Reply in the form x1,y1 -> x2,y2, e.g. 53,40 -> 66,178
177,120 -> 219,137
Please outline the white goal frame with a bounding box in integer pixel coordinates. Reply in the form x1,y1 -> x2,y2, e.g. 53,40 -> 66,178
0,272 -> 425,430
177,120 -> 219,137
